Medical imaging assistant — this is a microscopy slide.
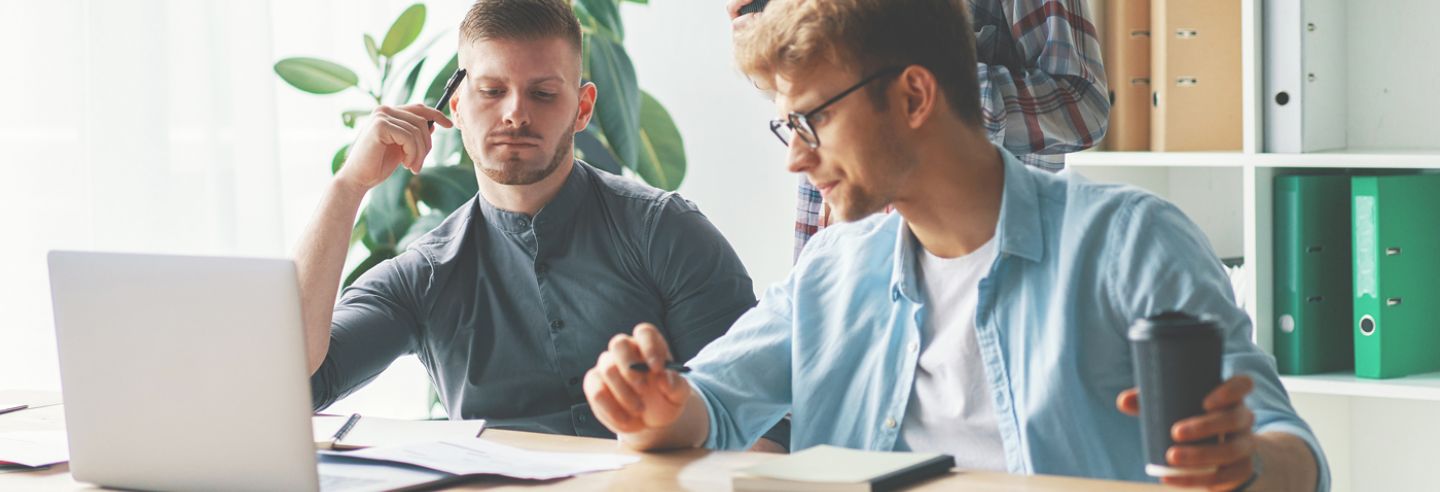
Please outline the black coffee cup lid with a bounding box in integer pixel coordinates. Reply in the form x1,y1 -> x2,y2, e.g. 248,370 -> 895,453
1128,311 -> 1220,341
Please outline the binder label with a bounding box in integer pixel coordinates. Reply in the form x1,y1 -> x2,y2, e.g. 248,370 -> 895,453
1355,195 -> 1377,297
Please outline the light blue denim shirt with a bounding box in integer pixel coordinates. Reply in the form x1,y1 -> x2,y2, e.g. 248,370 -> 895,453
684,146 -> 1329,488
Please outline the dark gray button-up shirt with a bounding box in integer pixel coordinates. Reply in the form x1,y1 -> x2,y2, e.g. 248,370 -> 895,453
311,160 -> 764,439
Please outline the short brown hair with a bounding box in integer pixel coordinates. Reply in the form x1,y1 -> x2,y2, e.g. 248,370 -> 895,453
735,0 -> 981,124
459,0 -> 581,53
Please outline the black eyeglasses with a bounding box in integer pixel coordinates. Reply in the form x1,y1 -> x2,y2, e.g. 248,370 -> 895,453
769,67 -> 904,149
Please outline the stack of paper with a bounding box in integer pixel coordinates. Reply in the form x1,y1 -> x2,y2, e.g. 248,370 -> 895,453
0,430 -> 68,468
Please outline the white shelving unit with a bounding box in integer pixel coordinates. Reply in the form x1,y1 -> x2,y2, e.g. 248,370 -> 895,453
1076,1 -> 1440,490
1280,373 -> 1440,402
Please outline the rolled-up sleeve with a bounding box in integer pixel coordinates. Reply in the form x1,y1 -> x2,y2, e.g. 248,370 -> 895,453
309,251 -> 428,411
1105,195 -> 1331,491
684,277 -> 796,451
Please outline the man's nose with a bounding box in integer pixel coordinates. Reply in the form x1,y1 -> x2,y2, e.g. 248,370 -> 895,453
786,136 -> 817,174
502,93 -> 531,128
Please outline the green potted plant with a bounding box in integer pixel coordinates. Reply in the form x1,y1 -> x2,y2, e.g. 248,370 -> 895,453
275,1 -> 686,285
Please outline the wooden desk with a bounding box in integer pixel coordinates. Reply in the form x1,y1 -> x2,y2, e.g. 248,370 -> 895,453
2,425 -> 1174,491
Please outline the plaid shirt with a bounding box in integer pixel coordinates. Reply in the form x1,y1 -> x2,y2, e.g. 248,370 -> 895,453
793,0 -> 1109,260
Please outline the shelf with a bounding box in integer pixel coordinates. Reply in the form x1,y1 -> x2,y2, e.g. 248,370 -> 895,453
1280,372 -> 1440,401
1068,150 -> 1440,169
1068,151 -> 1248,168
1253,149 -> 1440,169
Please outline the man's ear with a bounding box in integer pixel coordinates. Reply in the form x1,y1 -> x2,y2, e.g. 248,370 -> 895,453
449,91 -> 462,126
898,65 -> 938,130
574,82 -> 598,133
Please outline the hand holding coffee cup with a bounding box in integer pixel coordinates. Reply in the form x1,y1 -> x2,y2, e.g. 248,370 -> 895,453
1118,312 -> 1259,490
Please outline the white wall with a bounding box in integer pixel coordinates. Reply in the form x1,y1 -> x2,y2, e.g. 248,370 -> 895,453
621,1 -> 796,291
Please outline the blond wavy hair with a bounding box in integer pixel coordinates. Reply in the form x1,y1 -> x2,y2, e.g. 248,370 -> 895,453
734,0 -> 981,123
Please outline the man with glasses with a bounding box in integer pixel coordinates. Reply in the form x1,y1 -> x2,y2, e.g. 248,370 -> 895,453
293,0 -> 789,451
582,0 -> 1328,489
727,0 -> 1110,260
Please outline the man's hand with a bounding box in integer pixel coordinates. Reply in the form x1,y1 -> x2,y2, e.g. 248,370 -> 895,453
336,104 -> 453,193
584,323 -> 692,437
1117,375 -> 1258,491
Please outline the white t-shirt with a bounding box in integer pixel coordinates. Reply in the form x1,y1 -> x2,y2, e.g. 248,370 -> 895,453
899,236 -> 1007,471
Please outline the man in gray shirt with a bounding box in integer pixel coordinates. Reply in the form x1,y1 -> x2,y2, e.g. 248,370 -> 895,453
293,0 -> 785,449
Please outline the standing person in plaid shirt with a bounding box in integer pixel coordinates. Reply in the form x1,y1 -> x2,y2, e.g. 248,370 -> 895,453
728,0 -> 1110,259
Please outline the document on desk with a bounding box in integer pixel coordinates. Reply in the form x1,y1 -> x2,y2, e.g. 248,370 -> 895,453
328,438 -> 639,480
312,415 -> 486,450
0,430 -> 69,468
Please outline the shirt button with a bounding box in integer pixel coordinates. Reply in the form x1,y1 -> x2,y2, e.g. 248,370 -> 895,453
568,376 -> 581,386
550,319 -> 565,330
909,341 -> 919,353
884,417 -> 897,429
514,217 -> 530,228
536,262 -> 549,274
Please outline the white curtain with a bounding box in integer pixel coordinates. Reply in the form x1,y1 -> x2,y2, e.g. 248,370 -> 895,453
0,0 -> 286,390
0,1 -> 450,418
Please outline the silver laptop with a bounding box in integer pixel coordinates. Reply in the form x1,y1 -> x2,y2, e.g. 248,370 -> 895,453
47,251 -> 447,492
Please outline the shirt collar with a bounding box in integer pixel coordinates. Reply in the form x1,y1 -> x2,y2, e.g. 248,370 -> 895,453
476,159 -> 591,235
889,146 -> 1046,302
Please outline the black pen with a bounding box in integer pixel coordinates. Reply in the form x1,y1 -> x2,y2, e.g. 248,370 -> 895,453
628,361 -> 692,374
332,413 -> 361,444
429,68 -> 467,129
0,404 -> 27,416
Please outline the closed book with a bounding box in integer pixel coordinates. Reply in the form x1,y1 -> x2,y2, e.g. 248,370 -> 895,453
1150,0 -> 1243,151
1263,0 -> 1347,153
1273,174 -> 1353,375
1352,174 -> 1440,379
1103,0 -> 1151,150
732,445 -> 953,492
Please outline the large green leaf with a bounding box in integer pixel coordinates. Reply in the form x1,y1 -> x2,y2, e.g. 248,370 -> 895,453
379,4 -> 426,57
574,0 -> 624,41
364,168 -> 418,250
274,57 -> 358,95
344,248 -> 395,288
417,165 -> 478,212
633,91 -> 686,190
389,29 -> 451,95
575,125 -> 623,174
572,4 -> 622,44
364,34 -> 381,68
585,34 -> 641,172
350,209 -> 368,247
331,143 -> 351,175
398,212 -> 447,250
430,130 -> 465,166
391,56 -> 426,104
423,54 -> 460,111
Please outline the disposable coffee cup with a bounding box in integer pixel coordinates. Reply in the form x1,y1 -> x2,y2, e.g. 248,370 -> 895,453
1128,311 -> 1224,478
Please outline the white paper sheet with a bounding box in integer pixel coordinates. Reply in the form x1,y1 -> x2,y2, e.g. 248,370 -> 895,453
328,438 -> 639,480
312,415 -> 486,449
0,430 -> 69,467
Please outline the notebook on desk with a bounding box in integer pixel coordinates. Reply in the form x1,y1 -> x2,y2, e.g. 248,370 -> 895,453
312,414 -> 487,450
732,445 -> 953,492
